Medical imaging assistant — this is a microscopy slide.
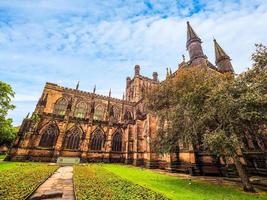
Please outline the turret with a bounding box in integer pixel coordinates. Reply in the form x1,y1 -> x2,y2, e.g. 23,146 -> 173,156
214,39 -> 234,73
186,21 -> 206,62
134,65 -> 140,76
166,68 -> 170,79
126,77 -> 131,88
152,72 -> 158,81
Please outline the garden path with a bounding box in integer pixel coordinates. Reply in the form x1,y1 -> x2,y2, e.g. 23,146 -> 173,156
28,166 -> 75,200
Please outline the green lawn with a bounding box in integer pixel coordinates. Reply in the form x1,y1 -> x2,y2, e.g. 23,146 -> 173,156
74,164 -> 167,200
103,164 -> 267,200
1,162 -> 266,200
0,162 -> 58,200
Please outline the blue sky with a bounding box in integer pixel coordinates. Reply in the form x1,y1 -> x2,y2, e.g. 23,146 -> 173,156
0,0 -> 267,125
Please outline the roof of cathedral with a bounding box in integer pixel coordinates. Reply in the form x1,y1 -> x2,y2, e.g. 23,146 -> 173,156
186,21 -> 202,48
214,39 -> 230,64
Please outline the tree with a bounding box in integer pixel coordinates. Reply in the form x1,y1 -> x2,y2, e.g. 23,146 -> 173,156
147,45 -> 267,192
147,67 -> 224,154
0,81 -> 16,147
203,44 -> 267,192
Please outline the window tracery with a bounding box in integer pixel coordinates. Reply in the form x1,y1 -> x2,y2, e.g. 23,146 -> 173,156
74,101 -> 87,118
64,126 -> 82,150
94,104 -> 105,120
112,131 -> 122,152
39,124 -> 58,148
90,129 -> 105,151
54,98 -> 68,115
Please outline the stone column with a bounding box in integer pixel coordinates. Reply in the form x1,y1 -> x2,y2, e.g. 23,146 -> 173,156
104,127 -> 112,162
80,125 -> 92,162
53,121 -> 68,161
124,127 -> 130,164
133,121 -> 141,166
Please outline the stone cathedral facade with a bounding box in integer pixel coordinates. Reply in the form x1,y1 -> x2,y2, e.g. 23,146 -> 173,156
7,22 -> 267,176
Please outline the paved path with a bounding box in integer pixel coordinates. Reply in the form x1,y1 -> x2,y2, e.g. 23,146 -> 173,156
29,166 -> 75,200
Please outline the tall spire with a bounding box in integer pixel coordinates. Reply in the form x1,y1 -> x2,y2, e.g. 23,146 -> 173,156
214,39 -> 229,61
186,21 -> 201,47
213,39 -> 234,73
186,21 -> 206,62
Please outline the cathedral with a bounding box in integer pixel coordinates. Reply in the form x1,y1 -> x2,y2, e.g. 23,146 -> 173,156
7,22 -> 266,176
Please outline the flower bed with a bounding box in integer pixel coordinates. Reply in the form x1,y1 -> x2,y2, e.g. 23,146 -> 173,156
74,164 -> 168,200
0,162 -> 58,200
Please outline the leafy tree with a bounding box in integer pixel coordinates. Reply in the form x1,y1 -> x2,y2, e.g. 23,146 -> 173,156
203,44 -> 267,192
147,67 -> 224,154
147,44 -> 267,192
0,81 -> 16,147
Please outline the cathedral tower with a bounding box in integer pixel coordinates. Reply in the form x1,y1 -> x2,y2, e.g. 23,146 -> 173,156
214,39 -> 234,73
186,21 -> 207,65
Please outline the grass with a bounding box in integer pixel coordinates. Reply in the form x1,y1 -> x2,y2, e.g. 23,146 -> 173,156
1,162 -> 266,200
0,162 -> 58,200
74,164 -> 168,200
103,164 -> 267,200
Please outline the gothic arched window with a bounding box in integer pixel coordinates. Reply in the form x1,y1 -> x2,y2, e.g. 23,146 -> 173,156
124,110 -> 133,120
74,102 -> 87,118
39,124 -> 58,148
90,129 -> 105,151
54,98 -> 68,115
112,131 -> 122,152
64,127 -> 82,150
94,104 -> 105,120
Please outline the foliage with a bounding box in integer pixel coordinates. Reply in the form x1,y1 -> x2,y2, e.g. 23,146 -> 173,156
0,119 -> 17,147
147,44 -> 267,192
147,67 -> 225,153
74,164 -> 168,200
0,162 -> 58,200
104,164 -> 267,200
0,154 -> 6,160
202,44 -> 267,157
0,81 -> 16,147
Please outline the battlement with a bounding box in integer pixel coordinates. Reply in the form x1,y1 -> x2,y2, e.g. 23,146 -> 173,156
45,82 -> 133,105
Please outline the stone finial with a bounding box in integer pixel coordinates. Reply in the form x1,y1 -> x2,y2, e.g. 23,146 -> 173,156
134,65 -> 140,76
93,85 -> 96,94
76,81 -> 80,90
166,68 -> 170,78
152,72 -> 158,81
